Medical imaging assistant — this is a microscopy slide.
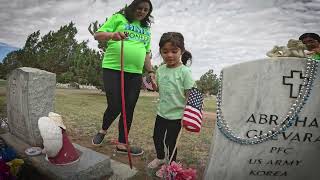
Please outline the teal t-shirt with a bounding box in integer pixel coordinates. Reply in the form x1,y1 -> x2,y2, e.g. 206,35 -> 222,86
97,13 -> 151,74
156,64 -> 195,120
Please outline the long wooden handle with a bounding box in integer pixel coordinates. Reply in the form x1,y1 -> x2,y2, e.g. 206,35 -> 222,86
120,40 -> 133,169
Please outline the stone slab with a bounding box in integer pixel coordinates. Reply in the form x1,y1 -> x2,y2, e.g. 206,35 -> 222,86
109,159 -> 138,180
1,133 -> 113,180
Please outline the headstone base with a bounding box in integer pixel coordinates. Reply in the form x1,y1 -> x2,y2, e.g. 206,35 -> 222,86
1,133 -> 114,180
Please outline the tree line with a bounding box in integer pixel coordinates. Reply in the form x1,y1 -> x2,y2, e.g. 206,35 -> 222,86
0,22 -> 103,89
0,21 -> 219,95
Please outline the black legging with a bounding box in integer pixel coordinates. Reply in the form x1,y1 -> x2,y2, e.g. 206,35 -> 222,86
153,115 -> 181,161
102,68 -> 142,144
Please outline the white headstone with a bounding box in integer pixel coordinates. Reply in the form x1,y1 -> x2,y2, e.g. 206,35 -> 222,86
205,58 -> 320,180
7,67 -> 56,146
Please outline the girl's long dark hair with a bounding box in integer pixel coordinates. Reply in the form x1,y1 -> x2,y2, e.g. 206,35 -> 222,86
159,32 -> 192,66
117,0 -> 153,28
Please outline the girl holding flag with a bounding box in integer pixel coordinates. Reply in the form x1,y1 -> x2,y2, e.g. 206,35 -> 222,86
148,32 -> 198,169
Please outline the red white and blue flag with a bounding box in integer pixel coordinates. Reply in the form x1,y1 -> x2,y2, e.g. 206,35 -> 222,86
182,87 -> 204,132
142,75 -> 156,91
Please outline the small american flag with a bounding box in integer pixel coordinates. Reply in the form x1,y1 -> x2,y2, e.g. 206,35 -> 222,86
182,87 -> 204,132
142,76 -> 155,91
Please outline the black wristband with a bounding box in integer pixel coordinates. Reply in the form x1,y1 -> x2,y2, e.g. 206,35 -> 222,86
148,70 -> 155,74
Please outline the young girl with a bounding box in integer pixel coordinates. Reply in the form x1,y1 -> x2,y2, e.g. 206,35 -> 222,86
148,32 -> 195,169
92,0 -> 155,156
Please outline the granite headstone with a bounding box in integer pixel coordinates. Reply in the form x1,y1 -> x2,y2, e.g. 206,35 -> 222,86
205,58 -> 320,180
7,67 -> 56,146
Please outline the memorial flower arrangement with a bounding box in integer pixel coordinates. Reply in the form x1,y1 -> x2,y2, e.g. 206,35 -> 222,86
156,135 -> 197,180
157,161 -> 197,180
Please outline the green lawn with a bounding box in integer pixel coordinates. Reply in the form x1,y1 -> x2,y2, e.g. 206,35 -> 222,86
0,79 -> 6,87
0,83 -> 216,178
203,96 -> 216,112
53,88 -> 216,160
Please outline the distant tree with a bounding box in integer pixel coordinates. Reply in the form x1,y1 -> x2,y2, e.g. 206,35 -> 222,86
196,69 -> 220,95
26,31 -> 41,64
0,63 -> 3,79
0,22 -> 104,89
36,22 -> 78,74
0,50 -> 23,79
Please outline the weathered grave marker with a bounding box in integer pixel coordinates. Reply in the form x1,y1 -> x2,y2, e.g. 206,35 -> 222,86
205,58 -> 320,180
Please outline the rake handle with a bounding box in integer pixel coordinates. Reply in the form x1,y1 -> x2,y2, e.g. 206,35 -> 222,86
120,40 -> 133,169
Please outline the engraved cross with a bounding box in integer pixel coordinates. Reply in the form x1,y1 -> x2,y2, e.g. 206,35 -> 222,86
283,70 -> 305,98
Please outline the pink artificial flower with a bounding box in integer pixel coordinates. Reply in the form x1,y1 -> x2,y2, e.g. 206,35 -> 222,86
159,163 -> 179,179
158,161 -> 197,180
180,168 -> 197,180
167,161 -> 183,173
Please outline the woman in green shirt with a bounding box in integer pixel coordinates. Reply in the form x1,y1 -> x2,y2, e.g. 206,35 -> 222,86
92,0 -> 155,156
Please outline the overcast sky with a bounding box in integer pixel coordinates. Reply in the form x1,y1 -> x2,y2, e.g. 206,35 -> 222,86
1,0 -> 320,79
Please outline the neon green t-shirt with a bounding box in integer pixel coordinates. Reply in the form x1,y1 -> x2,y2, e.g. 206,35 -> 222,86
97,13 -> 151,74
312,53 -> 320,61
156,64 -> 195,120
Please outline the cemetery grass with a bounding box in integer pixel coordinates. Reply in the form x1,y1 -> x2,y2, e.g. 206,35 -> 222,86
0,85 -> 216,179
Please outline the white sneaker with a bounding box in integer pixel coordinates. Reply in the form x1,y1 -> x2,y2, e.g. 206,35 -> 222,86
147,158 -> 165,169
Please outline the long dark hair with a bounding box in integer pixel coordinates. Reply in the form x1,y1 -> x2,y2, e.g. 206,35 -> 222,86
117,0 -> 153,28
159,32 -> 192,66
299,33 -> 320,42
